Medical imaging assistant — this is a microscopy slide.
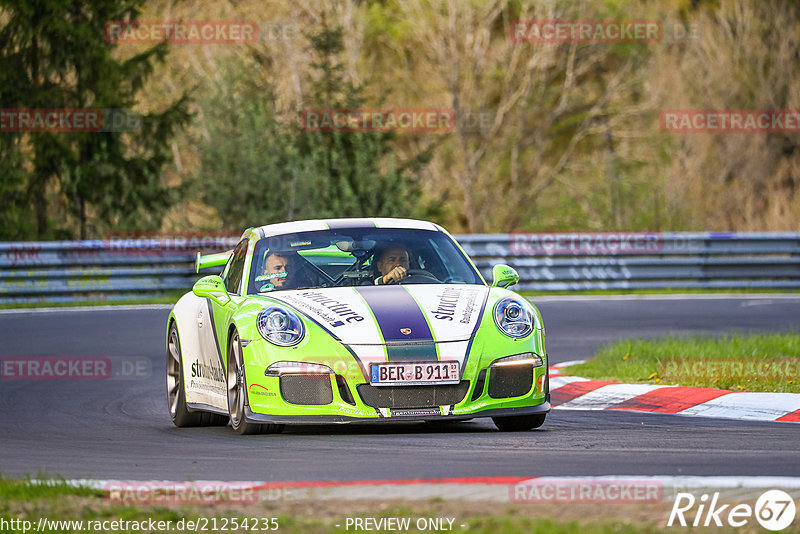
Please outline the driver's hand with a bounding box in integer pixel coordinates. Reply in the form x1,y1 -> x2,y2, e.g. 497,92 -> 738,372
383,265 -> 407,284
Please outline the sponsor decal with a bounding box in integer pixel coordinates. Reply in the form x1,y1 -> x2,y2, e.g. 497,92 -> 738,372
190,359 -> 225,383
453,402 -> 488,414
431,287 -> 461,321
460,288 -> 479,324
390,408 -> 442,417
400,328 -> 412,335
294,290 -> 365,328
248,384 -> 276,397
255,272 -> 287,282
188,380 -> 224,395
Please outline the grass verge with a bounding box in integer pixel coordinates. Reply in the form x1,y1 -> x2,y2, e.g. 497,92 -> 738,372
564,332 -> 800,393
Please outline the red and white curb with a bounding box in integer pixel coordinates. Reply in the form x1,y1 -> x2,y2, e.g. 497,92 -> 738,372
549,361 -> 800,423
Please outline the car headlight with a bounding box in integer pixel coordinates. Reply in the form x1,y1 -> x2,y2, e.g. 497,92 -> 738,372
257,306 -> 305,347
493,298 -> 533,338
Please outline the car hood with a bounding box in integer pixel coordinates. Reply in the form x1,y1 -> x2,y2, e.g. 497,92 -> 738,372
265,284 -> 490,346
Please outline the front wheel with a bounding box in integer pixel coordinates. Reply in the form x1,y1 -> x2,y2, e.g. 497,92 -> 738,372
492,413 -> 546,432
227,329 -> 284,435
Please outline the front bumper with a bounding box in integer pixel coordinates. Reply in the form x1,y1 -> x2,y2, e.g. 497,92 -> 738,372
243,361 -> 550,424
245,396 -> 550,425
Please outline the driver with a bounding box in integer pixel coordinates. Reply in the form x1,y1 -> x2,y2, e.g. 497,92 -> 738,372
373,245 -> 410,285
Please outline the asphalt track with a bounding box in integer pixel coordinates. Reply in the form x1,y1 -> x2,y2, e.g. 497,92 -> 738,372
0,295 -> 798,481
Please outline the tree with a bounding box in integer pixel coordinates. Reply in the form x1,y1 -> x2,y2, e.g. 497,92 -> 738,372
197,19 -> 429,229
0,0 -> 191,239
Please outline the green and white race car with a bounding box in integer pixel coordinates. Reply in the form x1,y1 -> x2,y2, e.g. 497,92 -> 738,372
166,218 -> 550,434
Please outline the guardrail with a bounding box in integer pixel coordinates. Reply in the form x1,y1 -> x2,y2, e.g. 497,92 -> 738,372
1,232 -> 798,304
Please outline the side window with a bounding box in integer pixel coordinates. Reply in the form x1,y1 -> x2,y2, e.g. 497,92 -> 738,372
224,239 -> 248,295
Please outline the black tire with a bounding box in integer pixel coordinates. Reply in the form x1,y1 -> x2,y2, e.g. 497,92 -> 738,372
166,322 -> 227,427
227,329 -> 284,435
492,413 -> 546,432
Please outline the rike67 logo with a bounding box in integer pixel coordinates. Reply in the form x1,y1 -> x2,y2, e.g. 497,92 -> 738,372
668,490 -> 796,531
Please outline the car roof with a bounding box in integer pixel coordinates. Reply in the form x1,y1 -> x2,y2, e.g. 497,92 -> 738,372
251,218 -> 444,239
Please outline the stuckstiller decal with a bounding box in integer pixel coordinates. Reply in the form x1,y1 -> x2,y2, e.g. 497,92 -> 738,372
406,285 -> 488,343
190,359 -> 224,383
270,289 -> 376,337
296,290 -> 365,327
430,286 -> 460,320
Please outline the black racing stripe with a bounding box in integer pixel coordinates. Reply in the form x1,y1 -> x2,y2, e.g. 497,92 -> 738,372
356,286 -> 438,361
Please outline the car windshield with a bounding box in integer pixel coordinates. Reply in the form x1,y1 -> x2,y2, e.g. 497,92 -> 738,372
247,228 -> 483,294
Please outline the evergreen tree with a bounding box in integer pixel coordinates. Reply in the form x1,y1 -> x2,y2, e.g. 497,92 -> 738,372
0,0 -> 191,239
197,20 -> 428,229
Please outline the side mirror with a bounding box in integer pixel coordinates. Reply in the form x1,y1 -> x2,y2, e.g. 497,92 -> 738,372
491,264 -> 519,289
193,275 -> 231,306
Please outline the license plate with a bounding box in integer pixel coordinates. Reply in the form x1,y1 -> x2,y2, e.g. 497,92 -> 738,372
370,361 -> 460,386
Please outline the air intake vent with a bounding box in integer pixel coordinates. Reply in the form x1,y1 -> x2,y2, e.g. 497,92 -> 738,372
280,374 -> 333,405
488,364 -> 533,399
357,381 -> 470,409
471,369 -> 487,401
335,374 -> 356,406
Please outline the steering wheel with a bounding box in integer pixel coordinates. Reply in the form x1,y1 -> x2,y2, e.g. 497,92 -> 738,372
398,269 -> 440,284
